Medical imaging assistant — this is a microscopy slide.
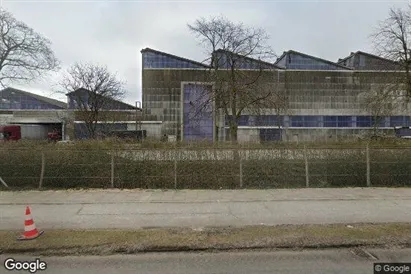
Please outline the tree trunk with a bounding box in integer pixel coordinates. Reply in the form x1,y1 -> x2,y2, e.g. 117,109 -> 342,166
229,125 -> 238,143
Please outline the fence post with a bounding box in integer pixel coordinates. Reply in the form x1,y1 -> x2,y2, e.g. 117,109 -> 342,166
111,150 -> 115,188
304,145 -> 309,188
39,151 -> 45,189
174,149 -> 177,189
366,143 -> 371,187
239,155 -> 243,189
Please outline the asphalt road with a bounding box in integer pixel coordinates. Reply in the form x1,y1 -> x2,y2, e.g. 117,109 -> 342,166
1,248 -> 410,274
1,188 -> 411,230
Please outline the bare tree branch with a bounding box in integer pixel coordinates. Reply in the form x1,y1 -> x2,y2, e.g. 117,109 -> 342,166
359,73 -> 404,135
188,16 -> 285,143
0,9 -> 59,87
59,62 -> 126,139
371,5 -> 411,98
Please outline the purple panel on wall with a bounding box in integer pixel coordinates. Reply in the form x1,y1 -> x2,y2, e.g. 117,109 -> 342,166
183,84 -> 213,141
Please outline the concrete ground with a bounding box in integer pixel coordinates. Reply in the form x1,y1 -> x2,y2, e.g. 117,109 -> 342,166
2,248 -> 410,274
1,188 -> 411,230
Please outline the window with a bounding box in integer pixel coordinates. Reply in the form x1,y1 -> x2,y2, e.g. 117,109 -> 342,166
225,115 -> 248,126
291,116 -> 304,127
290,116 -> 320,127
238,116 -> 249,126
143,52 -> 205,69
304,116 -> 320,127
337,116 -> 352,127
372,116 -> 386,127
324,116 -> 337,127
356,116 -> 372,127
390,116 -> 406,127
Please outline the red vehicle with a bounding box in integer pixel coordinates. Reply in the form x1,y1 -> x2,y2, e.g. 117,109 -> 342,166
47,129 -> 62,142
0,125 -> 62,141
0,125 -> 21,141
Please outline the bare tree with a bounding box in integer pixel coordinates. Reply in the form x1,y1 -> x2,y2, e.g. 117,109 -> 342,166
0,10 -> 59,87
361,82 -> 400,136
188,16 -> 286,143
371,6 -> 411,98
59,62 -> 126,139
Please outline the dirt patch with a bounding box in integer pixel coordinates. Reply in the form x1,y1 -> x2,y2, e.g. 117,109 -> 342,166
1,223 -> 411,256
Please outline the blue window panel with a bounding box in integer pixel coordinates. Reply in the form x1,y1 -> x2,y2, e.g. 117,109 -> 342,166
355,116 -> 386,127
372,116 -> 386,127
265,115 -> 274,126
256,115 -> 283,126
337,116 -> 352,127
1,94 -> 40,109
277,116 -> 286,126
256,116 -> 270,126
289,116 -> 321,127
285,53 -> 344,70
214,52 -> 274,70
183,84 -> 213,141
395,127 -> 411,137
143,51 -> 206,69
248,116 -> 257,126
225,115 -> 283,127
225,115 -> 248,126
304,116 -> 321,127
390,116 -> 404,127
238,116 -> 249,126
324,116 -> 337,127
291,116 -> 304,127
356,116 -> 372,127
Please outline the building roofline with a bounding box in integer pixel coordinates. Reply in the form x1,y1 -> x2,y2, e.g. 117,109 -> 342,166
213,49 -> 282,69
337,50 -> 400,65
1,87 -> 67,109
66,88 -> 141,110
275,50 -> 352,70
337,51 -> 356,63
140,47 -> 210,68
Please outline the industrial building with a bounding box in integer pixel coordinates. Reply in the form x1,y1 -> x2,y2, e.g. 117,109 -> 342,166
141,47 -> 408,142
0,87 -> 67,140
66,88 -> 160,139
0,87 -> 161,141
2,48 -> 407,143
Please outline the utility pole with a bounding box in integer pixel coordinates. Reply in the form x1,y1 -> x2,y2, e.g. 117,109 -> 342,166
136,101 -> 144,141
136,101 -> 142,131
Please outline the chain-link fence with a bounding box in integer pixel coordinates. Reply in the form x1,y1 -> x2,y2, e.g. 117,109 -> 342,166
1,144 -> 411,189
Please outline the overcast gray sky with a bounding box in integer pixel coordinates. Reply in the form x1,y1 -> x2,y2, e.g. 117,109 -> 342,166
1,0 -> 410,105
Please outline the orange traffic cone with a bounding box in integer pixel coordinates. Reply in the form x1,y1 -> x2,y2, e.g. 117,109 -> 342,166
17,206 -> 44,241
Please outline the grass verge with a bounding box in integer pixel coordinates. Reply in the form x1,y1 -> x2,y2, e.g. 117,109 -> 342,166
1,223 -> 411,255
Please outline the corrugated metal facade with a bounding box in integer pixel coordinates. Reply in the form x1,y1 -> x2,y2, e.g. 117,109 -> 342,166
141,48 -> 409,142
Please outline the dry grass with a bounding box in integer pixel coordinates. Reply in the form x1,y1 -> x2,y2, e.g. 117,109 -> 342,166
1,223 -> 411,255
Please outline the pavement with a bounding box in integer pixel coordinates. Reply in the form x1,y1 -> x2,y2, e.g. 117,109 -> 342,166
2,248 -> 410,274
1,188 -> 411,230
